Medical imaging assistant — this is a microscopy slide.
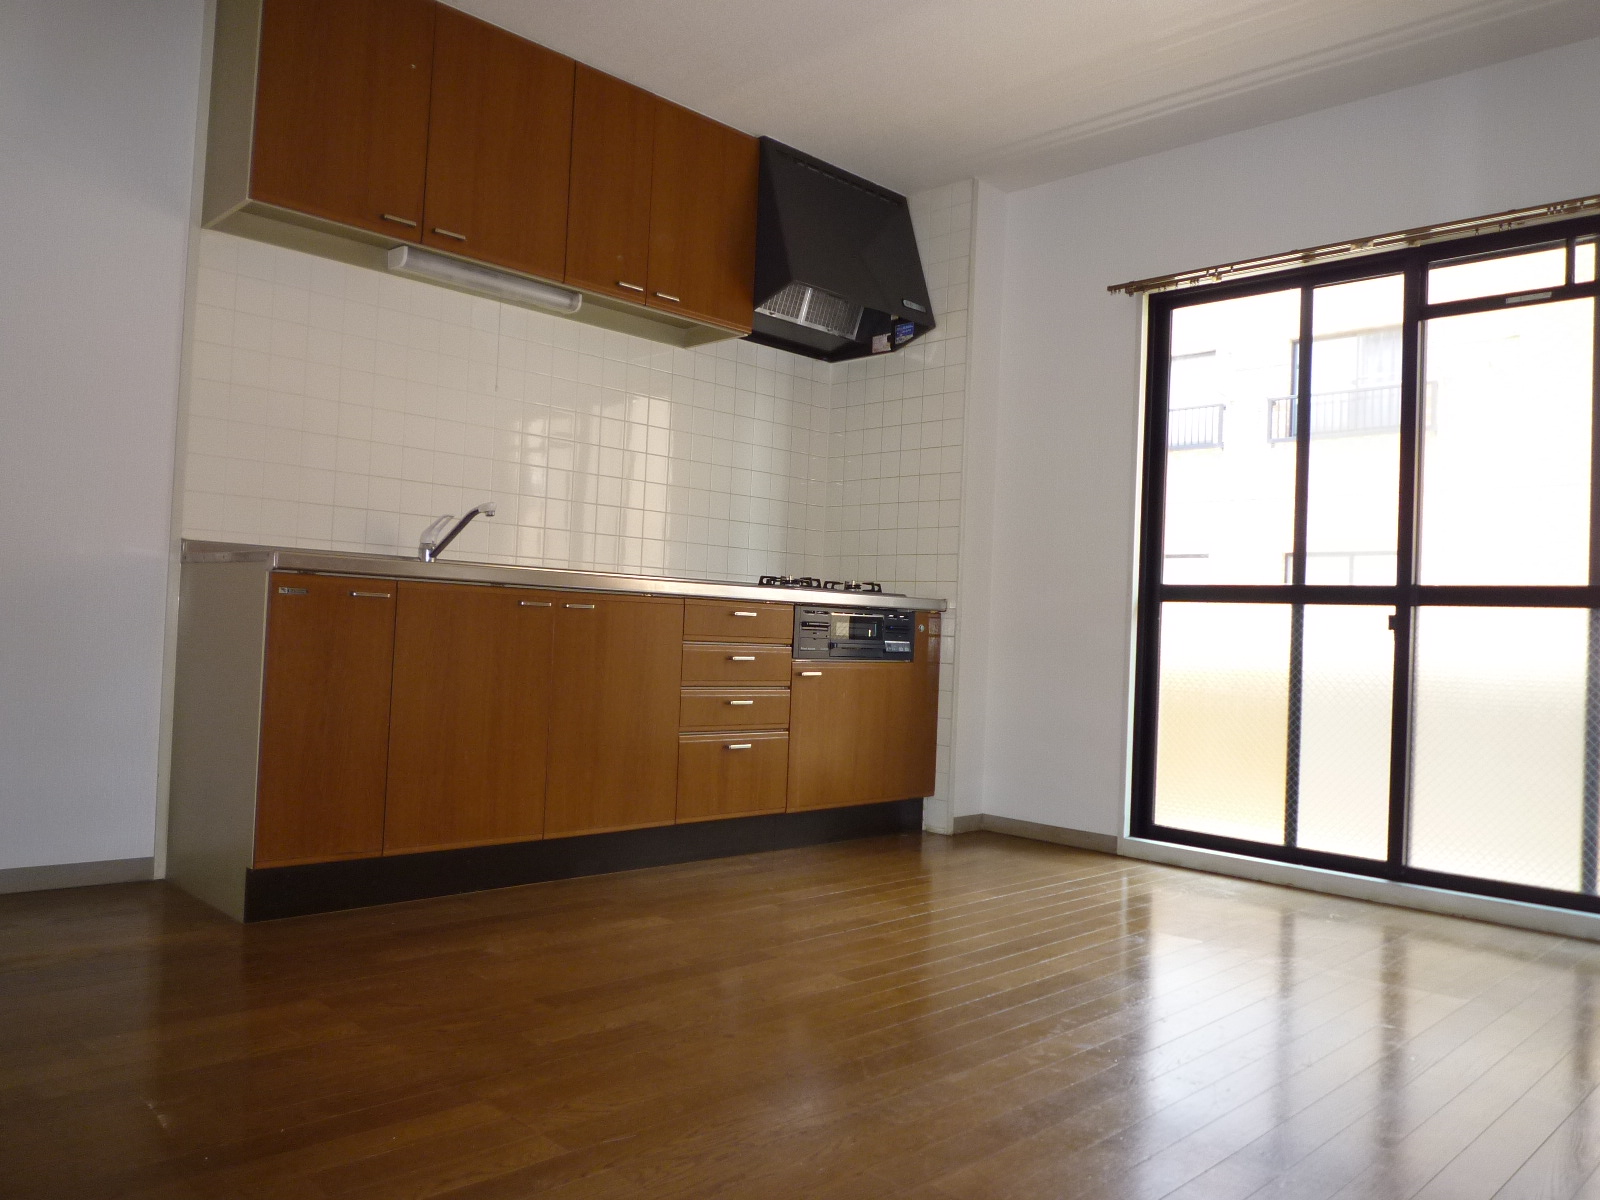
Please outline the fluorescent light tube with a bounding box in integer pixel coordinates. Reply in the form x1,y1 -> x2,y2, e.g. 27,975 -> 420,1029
386,245 -> 582,314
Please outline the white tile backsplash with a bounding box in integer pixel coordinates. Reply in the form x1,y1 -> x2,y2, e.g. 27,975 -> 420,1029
180,181 -> 975,828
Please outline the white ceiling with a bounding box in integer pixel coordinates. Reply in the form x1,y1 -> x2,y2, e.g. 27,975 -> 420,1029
453,0 -> 1600,195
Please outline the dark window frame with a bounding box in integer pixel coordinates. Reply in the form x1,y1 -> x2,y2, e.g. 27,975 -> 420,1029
1129,213 -> 1600,914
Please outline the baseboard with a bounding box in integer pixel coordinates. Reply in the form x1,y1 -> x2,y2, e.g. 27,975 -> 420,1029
244,799 -> 924,921
949,814 -> 984,835
974,815 -> 1120,855
0,857 -> 155,896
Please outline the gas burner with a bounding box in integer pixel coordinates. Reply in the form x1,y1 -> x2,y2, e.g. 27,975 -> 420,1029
758,574 -> 823,589
822,580 -> 884,594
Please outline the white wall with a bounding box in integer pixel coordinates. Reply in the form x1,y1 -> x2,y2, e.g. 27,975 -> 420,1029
972,34 -> 1600,836
0,1 -> 204,872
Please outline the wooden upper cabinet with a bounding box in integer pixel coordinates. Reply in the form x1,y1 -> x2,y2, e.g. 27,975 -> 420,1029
250,0 -> 436,240
545,595 -> 684,837
422,7 -> 575,280
254,573 -> 396,867
647,100 -> 760,332
383,583 -> 555,855
564,66 -> 656,302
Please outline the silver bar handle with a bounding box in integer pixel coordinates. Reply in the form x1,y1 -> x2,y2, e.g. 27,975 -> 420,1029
799,670 -> 823,677
727,700 -> 755,707
732,611 -> 759,618
654,292 -> 681,303
726,743 -> 753,751
433,227 -> 467,241
277,586 -> 307,595
617,281 -> 645,292
349,591 -> 392,599
565,603 -> 596,610
729,655 -> 756,662
381,213 -> 418,227
520,600 -> 552,607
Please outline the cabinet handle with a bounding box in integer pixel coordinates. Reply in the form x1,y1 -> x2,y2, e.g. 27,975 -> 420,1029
654,292 -> 681,303
276,586 -> 307,595
433,227 -> 467,241
799,670 -> 823,677
349,591 -> 392,599
726,743 -> 754,751
519,600 -> 552,607
617,281 -> 645,292
732,611 -> 759,618
727,700 -> 755,707
565,603 -> 596,609
381,213 -> 418,227
729,655 -> 757,662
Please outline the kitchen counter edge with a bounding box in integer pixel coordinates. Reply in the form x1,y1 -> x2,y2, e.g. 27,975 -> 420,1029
180,541 -> 949,612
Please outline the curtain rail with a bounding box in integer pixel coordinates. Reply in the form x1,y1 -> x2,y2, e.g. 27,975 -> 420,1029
1108,193 -> 1600,296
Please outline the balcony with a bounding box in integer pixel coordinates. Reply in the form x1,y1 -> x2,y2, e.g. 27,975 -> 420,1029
1267,383 -> 1434,442
1168,403 -> 1225,451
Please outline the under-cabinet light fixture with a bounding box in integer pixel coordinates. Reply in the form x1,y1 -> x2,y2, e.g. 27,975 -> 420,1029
386,245 -> 583,314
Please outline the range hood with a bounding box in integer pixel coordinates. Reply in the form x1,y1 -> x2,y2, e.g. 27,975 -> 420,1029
747,139 -> 935,362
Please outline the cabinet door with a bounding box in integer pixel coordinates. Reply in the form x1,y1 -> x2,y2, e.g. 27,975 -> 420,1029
787,617 -> 940,812
545,595 -> 684,836
255,574 -> 396,867
383,583 -> 555,854
647,100 -> 759,332
421,7 -> 575,279
564,65 -> 656,302
251,0 -> 435,240
677,732 -> 788,822
683,599 -> 793,644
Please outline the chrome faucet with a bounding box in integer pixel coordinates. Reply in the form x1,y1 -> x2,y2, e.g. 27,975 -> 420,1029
419,501 -> 496,562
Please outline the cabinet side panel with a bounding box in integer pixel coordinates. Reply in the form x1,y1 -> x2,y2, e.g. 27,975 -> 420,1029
203,0 -> 264,225
168,562 -> 271,920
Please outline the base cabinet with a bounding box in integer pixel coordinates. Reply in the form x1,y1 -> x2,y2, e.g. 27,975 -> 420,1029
545,594 -> 685,836
383,582 -> 555,854
254,573 -> 396,867
787,614 -> 940,812
676,732 -> 788,821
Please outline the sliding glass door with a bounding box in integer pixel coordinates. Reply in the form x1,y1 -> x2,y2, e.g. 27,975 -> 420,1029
1132,221 -> 1600,912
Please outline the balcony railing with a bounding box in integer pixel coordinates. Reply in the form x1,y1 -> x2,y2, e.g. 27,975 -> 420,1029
1267,383 -> 1434,442
1168,403 -> 1225,451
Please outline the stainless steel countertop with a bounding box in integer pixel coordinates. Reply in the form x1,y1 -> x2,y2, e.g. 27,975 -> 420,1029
181,541 -> 949,612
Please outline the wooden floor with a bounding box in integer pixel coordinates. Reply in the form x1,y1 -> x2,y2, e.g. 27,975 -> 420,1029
8,834 -> 1600,1200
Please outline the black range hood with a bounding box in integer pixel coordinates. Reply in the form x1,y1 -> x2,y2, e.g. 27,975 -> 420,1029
746,139 -> 935,363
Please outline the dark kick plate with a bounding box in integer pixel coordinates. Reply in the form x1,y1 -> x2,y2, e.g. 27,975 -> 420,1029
244,799 -> 924,921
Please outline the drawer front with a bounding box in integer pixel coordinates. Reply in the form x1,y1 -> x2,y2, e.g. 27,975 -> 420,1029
677,731 -> 788,821
681,642 -> 791,686
679,688 -> 790,731
683,599 -> 793,644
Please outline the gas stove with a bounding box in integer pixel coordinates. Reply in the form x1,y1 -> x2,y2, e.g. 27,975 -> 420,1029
756,575 -> 900,596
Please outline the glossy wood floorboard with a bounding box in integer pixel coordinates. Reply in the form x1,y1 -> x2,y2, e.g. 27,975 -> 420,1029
8,834 -> 1600,1199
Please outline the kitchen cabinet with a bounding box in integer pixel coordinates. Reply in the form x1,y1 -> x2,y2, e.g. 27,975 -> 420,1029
677,732 -> 789,822
678,689 -> 790,732
545,595 -> 685,837
247,0 -> 436,241
682,598 -> 793,644
787,614 -> 940,812
647,100 -> 760,331
564,65 -> 656,304
680,642 -> 791,687
254,573 -> 396,867
383,582 -> 555,854
421,7 -> 575,280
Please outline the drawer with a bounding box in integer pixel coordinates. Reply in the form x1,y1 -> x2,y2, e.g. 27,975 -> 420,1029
683,598 -> 793,644
681,642 -> 791,686
680,688 -> 790,731
677,731 -> 788,822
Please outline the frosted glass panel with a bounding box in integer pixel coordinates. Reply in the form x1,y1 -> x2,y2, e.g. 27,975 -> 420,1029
1577,239 -> 1596,285
1296,606 -> 1392,860
1410,608 -> 1589,892
1304,276 -> 1404,583
1418,299 -> 1594,585
1427,246 -> 1567,304
1154,603 -> 1290,843
1164,290 -> 1301,584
